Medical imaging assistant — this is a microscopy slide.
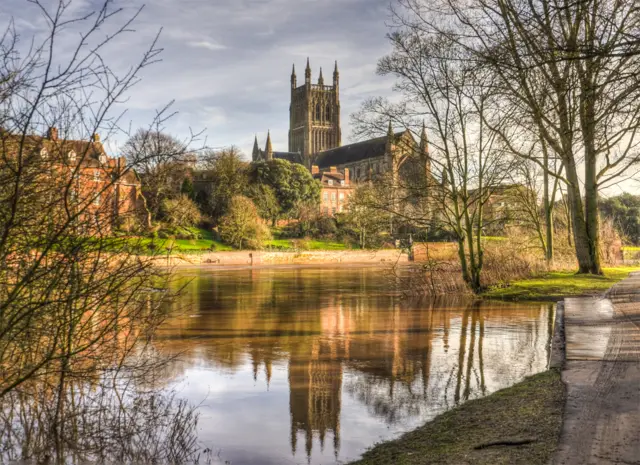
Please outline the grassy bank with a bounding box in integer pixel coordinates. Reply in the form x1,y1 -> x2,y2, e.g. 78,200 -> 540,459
104,228 -> 352,255
349,370 -> 565,465
483,266 -> 640,301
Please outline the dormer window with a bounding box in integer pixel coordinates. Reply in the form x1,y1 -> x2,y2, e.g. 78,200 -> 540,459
40,148 -> 48,159
328,179 -> 334,186
340,180 -> 345,186
99,154 -> 107,164
68,151 -> 76,162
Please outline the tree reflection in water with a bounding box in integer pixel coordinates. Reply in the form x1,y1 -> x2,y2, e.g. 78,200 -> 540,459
0,283 -> 205,465
155,268 -> 555,464
0,368 -> 202,464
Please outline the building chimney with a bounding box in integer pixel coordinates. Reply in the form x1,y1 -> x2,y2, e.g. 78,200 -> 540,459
330,166 -> 338,173
47,127 -> 58,141
312,165 -> 320,175
344,168 -> 349,185
91,133 -> 101,143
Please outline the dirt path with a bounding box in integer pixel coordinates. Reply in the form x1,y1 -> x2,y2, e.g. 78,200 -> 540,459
552,272 -> 640,465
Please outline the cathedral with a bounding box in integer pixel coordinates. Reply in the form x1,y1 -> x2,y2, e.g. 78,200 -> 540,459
252,59 -> 429,185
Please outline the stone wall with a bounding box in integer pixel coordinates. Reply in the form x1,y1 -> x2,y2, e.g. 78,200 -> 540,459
150,249 -> 408,268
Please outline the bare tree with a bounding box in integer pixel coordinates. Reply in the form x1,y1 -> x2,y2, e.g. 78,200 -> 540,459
0,1 -> 203,461
122,128 -> 198,221
353,34 -> 515,292
393,0 -> 640,274
194,146 -> 248,221
509,154 -> 563,262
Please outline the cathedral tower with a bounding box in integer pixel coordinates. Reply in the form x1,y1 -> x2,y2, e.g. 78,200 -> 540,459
289,58 -> 341,166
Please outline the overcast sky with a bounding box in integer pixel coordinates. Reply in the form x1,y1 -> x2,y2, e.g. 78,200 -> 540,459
1,0 -> 397,159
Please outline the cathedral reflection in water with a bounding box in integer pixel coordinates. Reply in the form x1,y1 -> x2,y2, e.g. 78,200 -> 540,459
157,267 -> 554,464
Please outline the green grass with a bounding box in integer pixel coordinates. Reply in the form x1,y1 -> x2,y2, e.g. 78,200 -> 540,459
264,238 -> 349,250
104,228 -> 352,255
104,228 -> 232,255
349,370 -> 565,465
483,266 -> 640,301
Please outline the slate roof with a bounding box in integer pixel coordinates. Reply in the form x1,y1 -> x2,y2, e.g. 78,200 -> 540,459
314,131 -> 407,168
274,151 -> 305,165
1,131 -> 140,184
313,171 -> 346,183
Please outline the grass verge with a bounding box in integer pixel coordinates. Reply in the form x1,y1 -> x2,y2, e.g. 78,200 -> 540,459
349,369 -> 565,465
265,238 -> 349,250
483,266 -> 640,301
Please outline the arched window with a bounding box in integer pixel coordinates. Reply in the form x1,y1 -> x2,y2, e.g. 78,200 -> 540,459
326,104 -> 331,121
315,103 -> 321,121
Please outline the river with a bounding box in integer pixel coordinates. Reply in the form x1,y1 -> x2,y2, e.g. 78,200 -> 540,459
154,265 -> 555,465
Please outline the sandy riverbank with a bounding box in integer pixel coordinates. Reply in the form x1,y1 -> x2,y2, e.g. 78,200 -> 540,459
147,248 -> 409,268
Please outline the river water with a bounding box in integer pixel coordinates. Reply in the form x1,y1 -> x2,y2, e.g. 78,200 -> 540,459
157,266 -> 554,465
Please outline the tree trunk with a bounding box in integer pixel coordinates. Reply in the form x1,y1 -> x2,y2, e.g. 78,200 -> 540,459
584,155 -> 602,274
543,145 -> 553,264
565,162 -> 600,274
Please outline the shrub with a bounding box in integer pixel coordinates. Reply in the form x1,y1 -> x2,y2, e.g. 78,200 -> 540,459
117,215 -> 142,235
160,195 -> 202,229
218,196 -> 271,249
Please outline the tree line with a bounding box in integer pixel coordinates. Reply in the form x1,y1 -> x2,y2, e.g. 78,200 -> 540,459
351,0 -> 640,291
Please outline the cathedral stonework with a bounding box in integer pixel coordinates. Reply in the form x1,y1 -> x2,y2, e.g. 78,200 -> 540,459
252,59 -> 431,189
288,58 -> 341,166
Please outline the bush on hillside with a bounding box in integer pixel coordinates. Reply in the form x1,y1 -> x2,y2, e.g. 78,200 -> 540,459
218,196 -> 271,249
160,195 -> 202,229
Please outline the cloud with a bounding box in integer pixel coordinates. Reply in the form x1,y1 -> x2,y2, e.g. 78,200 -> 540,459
1,0 -> 397,157
188,40 -> 227,51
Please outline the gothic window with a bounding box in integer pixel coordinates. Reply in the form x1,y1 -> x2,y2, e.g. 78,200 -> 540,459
315,103 -> 321,121
326,104 -> 331,121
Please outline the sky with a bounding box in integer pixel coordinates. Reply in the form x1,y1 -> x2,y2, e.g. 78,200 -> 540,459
1,0 -> 397,159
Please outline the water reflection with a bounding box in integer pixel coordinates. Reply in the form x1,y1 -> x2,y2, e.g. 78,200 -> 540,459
157,267 -> 554,465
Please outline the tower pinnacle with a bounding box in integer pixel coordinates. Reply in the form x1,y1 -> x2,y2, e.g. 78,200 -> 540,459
318,67 -> 324,86
265,130 -> 273,160
420,121 -> 428,153
252,134 -> 259,161
305,57 -> 311,83
291,64 -> 297,88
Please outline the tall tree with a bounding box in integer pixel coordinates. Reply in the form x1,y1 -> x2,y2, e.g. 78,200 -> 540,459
0,1 -> 201,461
247,158 -> 321,222
122,129 -> 193,220
195,147 -> 248,221
393,0 -> 640,274
353,34 -> 514,292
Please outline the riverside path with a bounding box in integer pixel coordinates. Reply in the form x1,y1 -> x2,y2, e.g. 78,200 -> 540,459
553,272 -> 640,465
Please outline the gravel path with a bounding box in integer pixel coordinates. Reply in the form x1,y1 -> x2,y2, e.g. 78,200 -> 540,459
552,272 -> 640,465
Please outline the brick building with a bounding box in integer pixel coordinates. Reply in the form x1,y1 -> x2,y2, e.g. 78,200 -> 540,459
1,127 -> 145,234
312,166 -> 353,216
